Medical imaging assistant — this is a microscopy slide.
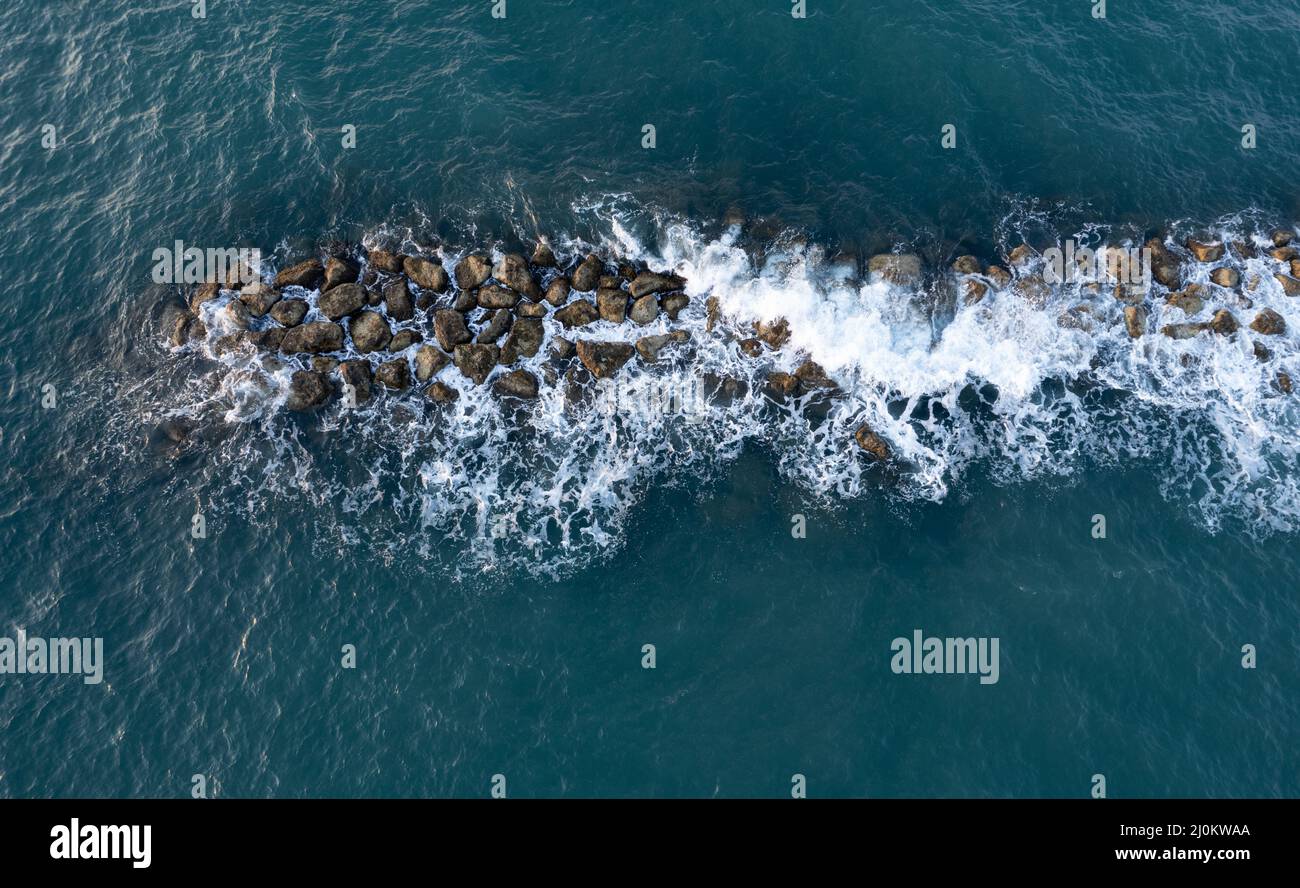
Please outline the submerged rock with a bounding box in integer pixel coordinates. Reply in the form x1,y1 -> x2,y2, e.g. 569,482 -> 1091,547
286,370 -> 332,411
1271,229 -> 1294,248
868,253 -> 922,286
1161,322 -> 1209,340
985,265 -> 1011,289
280,320 -> 344,354
425,381 -> 459,404
963,279 -> 988,306
453,343 -> 500,384
576,340 -> 635,378
1208,309 -> 1239,336
223,298 -> 252,330
339,360 -> 373,404
1123,305 -> 1147,339
375,359 -> 411,390
493,369 -> 540,399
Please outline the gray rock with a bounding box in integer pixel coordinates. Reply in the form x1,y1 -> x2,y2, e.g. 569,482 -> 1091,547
635,330 -> 689,363
629,293 -> 659,325
554,300 -> 599,328
661,292 -> 690,320
571,254 -> 602,292
433,309 -> 472,351
389,329 -> 422,351
454,253 -> 491,290
270,298 -> 308,327
476,308 -> 513,344
596,288 -> 628,323
239,281 -> 281,317
415,345 -> 450,381
281,320 -> 344,354
476,285 -> 519,310
500,317 -> 543,364
404,256 -> 448,292
531,242 -> 557,267
493,369 -> 539,399
383,278 -> 414,321
544,276 -> 571,306
493,253 -> 541,299
576,340 -> 635,378
274,259 -> 325,290
367,250 -> 405,274
629,271 -> 686,299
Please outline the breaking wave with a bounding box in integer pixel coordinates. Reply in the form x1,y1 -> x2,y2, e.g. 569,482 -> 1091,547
82,199 -> 1300,577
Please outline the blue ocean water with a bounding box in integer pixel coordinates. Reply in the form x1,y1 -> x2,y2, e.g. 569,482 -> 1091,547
0,0 -> 1298,797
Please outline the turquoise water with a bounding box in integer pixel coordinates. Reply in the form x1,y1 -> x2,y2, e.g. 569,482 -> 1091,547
0,0 -> 1298,797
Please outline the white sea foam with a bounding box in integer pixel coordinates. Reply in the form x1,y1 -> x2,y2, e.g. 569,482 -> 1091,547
108,203 -> 1300,575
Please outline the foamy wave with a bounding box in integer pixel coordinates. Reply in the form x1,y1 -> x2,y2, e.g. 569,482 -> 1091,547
96,202 -> 1300,575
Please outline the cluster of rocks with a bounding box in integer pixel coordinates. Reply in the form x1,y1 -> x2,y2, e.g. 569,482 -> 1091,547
171,241 -> 699,415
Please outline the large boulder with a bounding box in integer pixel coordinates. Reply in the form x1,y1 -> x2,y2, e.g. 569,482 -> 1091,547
531,242 -> 557,268
382,278 -> 414,321
544,276 -> 572,306
635,330 -> 690,363
500,317 -> 544,364
554,300 -> 599,328
375,359 -> 411,390
854,424 -> 891,460
575,340 -> 635,378
952,255 -> 982,275
628,272 -> 686,299
1210,267 -> 1240,289
1208,309 -> 1239,336
433,309 -> 472,352
454,253 -> 492,290
425,381 -> 459,404
492,253 -> 541,299
1275,274 -> 1300,297
414,345 -> 450,381
367,249 -> 405,274
453,343 -> 500,384
1146,238 -> 1183,289
476,285 -> 519,310
1165,286 -> 1205,316
1161,322 -> 1209,340
661,293 -> 690,320
270,298 -> 308,327
223,299 -> 251,330
350,311 -> 392,353
274,259 -> 325,290
755,318 -> 790,349
596,288 -> 628,323
285,370 -> 332,411
405,256 -> 448,292
1251,308 -> 1286,335
322,256 -> 359,291
1123,305 -> 1146,339
190,282 -> 222,313
1185,238 -> 1224,262
318,282 -> 366,320
629,293 -> 659,325
239,281 -> 281,317
571,254 -> 603,292
493,369 -> 540,399
280,320 -> 343,353
476,308 -> 512,344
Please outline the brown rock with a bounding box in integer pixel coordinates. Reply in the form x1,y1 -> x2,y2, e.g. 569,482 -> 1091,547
571,254 -> 603,292
322,257 -> 359,291
1161,323 -> 1209,340
453,344 -> 500,384
285,370 -> 332,411
389,329 -> 422,351
596,288 -> 628,323
1146,238 -> 1183,289
223,299 -> 251,330
476,308 -> 512,344
349,311 -> 392,353
755,318 -> 790,349
404,256 -> 448,292
963,279 -> 988,306
854,425 -> 890,460
375,359 -> 411,390
1015,275 -> 1050,308
739,338 -> 763,357
1185,238 -> 1224,262
531,242 -> 557,268
414,345 -> 449,381
554,299 -> 599,328
1007,245 -> 1037,268
383,278 -> 414,321
274,259 -> 325,290
794,360 -> 835,389
868,253 -> 923,285
1208,309 -> 1239,336
517,301 -> 548,318
635,330 -> 690,363
544,276 -> 572,306
1276,274 -> 1300,297
500,317 -> 544,364
493,253 -> 541,299
629,271 -> 687,299
454,253 -> 491,290
280,321 -> 344,354
661,292 -> 690,320
190,282 -> 222,312
575,340 -> 635,378
339,360 -> 373,404
319,282 -> 366,320
1165,286 -> 1205,316
952,255 -> 982,275
1210,267 -> 1241,289
1250,308 -> 1286,335
493,369 -> 539,399
425,381 -> 459,404
1123,305 -> 1146,339
367,250 -> 405,274
433,309 -> 472,352
239,281 -> 281,317
270,298 -> 308,327
476,285 -> 519,310
1271,229 -> 1294,248
986,265 -> 1011,289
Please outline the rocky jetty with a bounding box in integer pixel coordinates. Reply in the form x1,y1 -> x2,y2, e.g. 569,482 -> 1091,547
170,221 -> 1300,463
